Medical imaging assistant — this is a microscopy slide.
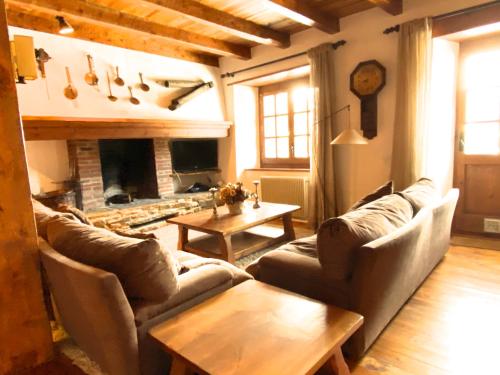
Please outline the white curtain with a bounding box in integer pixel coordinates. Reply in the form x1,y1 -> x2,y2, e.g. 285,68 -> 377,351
425,39 -> 459,194
308,43 -> 340,229
390,18 -> 433,190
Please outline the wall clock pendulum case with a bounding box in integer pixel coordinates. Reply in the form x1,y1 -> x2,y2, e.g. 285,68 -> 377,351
349,60 -> 386,139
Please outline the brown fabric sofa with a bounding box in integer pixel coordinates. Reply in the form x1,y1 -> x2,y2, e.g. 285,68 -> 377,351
35,203 -> 252,375
246,181 -> 459,359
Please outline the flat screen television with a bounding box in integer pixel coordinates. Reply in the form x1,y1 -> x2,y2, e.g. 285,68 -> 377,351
171,139 -> 218,172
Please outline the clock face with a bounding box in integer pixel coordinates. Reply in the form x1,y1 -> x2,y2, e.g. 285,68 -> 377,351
350,60 -> 386,98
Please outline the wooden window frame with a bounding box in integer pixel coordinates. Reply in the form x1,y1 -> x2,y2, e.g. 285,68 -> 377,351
259,77 -> 311,169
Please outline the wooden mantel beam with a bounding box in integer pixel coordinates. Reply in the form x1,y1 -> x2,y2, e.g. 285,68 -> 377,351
22,116 -> 232,140
6,5 -> 220,66
140,0 -> 290,48
7,0 -> 251,59
367,0 -> 403,16
267,0 -> 340,34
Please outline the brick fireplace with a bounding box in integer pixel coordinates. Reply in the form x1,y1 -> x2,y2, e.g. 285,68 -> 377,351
68,138 -> 174,211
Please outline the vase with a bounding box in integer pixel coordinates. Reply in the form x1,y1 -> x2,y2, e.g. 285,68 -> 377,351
226,202 -> 243,215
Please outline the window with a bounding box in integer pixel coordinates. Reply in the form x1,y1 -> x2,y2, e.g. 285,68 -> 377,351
259,78 -> 313,168
462,49 -> 500,155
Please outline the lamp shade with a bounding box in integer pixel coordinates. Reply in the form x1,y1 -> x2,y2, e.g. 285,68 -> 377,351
330,128 -> 368,145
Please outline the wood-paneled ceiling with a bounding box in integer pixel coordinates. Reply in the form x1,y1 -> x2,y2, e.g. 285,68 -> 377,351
5,0 -> 402,66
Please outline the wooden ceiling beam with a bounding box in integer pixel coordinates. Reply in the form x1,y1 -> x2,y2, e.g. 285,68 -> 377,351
6,6 -> 220,66
267,0 -> 339,34
6,0 -> 251,59
140,0 -> 290,48
367,0 -> 403,16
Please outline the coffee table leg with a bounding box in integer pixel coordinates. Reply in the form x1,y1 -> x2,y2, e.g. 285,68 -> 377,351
177,225 -> 188,251
218,234 -> 235,264
283,213 -> 296,241
169,357 -> 187,375
329,347 -> 350,375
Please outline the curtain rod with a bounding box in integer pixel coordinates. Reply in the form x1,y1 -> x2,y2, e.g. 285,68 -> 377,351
220,40 -> 346,79
382,0 -> 500,34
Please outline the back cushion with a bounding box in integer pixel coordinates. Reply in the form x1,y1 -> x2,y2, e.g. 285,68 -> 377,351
397,178 -> 439,213
317,194 -> 413,280
32,199 -> 75,239
47,216 -> 179,302
347,180 -> 393,212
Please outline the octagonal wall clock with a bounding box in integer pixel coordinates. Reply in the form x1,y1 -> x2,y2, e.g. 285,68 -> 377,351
350,60 -> 386,139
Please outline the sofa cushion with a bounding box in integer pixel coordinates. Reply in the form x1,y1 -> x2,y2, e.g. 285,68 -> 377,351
32,199 -> 76,239
397,178 -> 439,213
317,194 -> 413,280
131,263 -> 234,325
278,235 -> 318,258
348,180 -> 394,212
47,216 -> 179,302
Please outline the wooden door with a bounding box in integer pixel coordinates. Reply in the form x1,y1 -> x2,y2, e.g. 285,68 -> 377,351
453,34 -> 500,235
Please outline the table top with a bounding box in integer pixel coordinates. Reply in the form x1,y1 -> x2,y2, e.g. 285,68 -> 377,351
167,201 -> 300,236
149,280 -> 363,375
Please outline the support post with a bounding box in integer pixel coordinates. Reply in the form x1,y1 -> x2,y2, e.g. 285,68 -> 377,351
0,1 -> 53,372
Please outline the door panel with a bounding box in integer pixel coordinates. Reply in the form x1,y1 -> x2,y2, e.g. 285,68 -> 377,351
453,34 -> 500,235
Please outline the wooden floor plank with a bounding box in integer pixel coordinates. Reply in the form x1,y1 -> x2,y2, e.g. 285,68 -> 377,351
351,245 -> 500,374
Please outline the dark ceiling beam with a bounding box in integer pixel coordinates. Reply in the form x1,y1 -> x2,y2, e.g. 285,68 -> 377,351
7,0 -> 251,59
368,0 -> 403,16
6,5 -> 219,66
140,0 -> 291,48
267,0 -> 340,34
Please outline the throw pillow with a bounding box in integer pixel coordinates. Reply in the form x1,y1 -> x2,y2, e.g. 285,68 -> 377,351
317,194 -> 413,280
348,180 -> 394,212
397,178 -> 439,214
56,204 -> 91,224
47,216 -> 179,302
32,198 -> 75,239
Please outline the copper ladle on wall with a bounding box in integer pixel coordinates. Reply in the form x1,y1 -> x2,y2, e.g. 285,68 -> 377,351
114,66 -> 124,86
138,72 -> 150,92
84,54 -> 98,86
64,66 -> 78,100
128,86 -> 140,105
106,72 -> 117,102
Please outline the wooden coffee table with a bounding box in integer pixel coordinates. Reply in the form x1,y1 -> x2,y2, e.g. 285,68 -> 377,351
149,280 -> 363,375
167,202 -> 300,263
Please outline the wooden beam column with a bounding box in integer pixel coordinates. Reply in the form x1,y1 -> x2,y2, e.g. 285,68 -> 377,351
367,0 -> 403,15
0,0 -> 53,373
267,0 -> 340,34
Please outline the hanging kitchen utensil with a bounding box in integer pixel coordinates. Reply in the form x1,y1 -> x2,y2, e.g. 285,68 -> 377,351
114,66 -> 124,86
64,66 -> 78,100
128,86 -> 140,105
168,81 -> 213,111
84,54 -> 98,86
35,48 -> 51,99
106,72 -> 117,102
138,72 -> 150,92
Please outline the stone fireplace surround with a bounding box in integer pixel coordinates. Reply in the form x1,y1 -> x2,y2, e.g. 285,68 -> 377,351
67,138 -> 208,233
68,138 -> 174,211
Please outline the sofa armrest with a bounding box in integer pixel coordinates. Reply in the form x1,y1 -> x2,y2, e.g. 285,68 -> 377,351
39,238 -> 140,375
347,208 -> 433,358
252,250 -> 350,308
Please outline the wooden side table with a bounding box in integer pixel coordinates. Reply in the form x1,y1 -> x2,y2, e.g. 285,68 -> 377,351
149,280 -> 363,375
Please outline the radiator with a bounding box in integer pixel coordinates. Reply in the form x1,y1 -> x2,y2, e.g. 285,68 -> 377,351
261,176 -> 309,220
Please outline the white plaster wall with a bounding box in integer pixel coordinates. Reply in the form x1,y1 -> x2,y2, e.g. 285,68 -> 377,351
219,0 -> 492,210
10,26 -> 227,194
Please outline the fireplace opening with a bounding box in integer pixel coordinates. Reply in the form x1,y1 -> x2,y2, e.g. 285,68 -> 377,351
99,139 -> 159,204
